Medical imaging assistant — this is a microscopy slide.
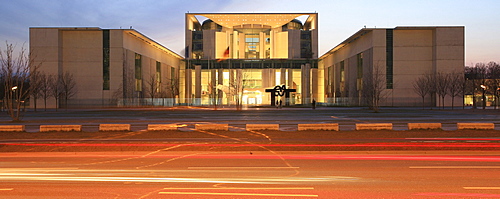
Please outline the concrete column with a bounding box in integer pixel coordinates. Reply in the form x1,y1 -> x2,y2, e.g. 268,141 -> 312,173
239,33 -> 245,59
311,68 -> 318,102
259,32 -> 265,59
262,68 -> 275,105
229,69 -> 235,104
270,30 -> 275,58
236,69 -> 243,105
233,30 -> 239,59
287,69 -> 293,89
280,68 -> 286,85
270,69 -> 276,87
262,68 -> 269,88
185,68 -> 192,105
301,64 -> 311,104
194,65 -> 202,105
210,69 -> 217,105
218,68 -> 224,104
287,69 -> 294,105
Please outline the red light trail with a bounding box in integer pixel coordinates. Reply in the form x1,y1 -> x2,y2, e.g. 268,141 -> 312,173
2,142 -> 500,148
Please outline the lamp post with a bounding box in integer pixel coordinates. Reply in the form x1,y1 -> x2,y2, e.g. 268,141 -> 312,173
496,87 -> 500,110
10,86 -> 18,111
481,85 -> 486,109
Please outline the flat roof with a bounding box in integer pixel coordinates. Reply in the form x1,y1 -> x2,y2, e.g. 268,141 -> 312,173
186,12 -> 317,29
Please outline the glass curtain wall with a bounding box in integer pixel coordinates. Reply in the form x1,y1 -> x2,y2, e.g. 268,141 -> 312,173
186,59 -> 317,106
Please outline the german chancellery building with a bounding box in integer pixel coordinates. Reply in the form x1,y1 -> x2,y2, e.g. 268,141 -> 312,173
30,13 -> 464,108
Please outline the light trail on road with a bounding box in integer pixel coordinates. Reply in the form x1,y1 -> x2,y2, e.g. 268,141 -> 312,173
1,151 -> 499,198
158,191 -> 319,197
3,142 -> 500,148
3,152 -> 500,162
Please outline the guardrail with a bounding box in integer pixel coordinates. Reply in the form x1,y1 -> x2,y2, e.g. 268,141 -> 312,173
356,123 -> 393,131
195,124 -> 229,131
148,124 -> 179,131
99,124 -> 131,132
457,123 -> 495,130
2,122 -> 498,132
40,125 -> 82,132
246,124 -> 280,131
408,123 -> 442,130
298,123 -> 339,131
0,125 -> 25,132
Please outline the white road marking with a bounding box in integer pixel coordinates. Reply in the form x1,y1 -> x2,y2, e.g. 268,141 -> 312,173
188,167 -> 299,170
163,187 -> 314,190
0,176 -> 335,184
410,166 -> 500,169
464,187 -> 500,190
158,191 -> 318,197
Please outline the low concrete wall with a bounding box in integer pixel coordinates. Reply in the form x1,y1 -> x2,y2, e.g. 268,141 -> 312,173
408,123 -> 442,130
195,124 -> 229,131
246,124 -> 280,131
99,124 -> 131,131
356,123 -> 393,130
0,125 -> 25,132
298,123 -> 339,131
148,124 -> 178,131
457,123 -> 494,130
40,125 -> 82,132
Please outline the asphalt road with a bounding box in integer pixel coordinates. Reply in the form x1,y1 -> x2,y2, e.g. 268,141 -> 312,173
1,151 -> 500,198
1,107 -> 500,198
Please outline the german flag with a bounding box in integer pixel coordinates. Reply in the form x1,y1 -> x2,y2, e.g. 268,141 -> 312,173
217,47 -> 229,62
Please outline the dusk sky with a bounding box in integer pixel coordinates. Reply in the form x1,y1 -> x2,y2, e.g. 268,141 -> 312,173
1,0 -> 498,65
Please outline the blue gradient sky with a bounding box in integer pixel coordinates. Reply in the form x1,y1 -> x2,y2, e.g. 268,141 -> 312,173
1,0 -> 498,64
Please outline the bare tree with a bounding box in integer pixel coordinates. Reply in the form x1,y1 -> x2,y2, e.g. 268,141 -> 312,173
49,74 -> 62,111
208,81 -> 220,110
467,63 -> 488,109
435,73 -> 449,109
165,77 -> 179,106
59,72 -> 76,109
362,63 -> 387,112
486,61 -> 500,109
38,73 -> 51,111
447,72 -> 465,109
228,69 -> 246,110
412,73 -> 433,109
144,74 -> 160,105
0,43 -> 40,121
29,70 -> 42,111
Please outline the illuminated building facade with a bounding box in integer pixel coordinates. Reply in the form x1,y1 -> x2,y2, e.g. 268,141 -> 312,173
30,27 -> 183,108
319,26 -> 465,106
183,13 -> 319,106
29,13 -> 465,108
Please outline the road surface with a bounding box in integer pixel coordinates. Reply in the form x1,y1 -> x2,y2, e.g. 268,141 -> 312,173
1,151 -> 500,198
1,107 -> 500,198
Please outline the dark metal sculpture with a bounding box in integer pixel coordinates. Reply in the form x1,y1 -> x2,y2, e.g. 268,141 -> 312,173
265,85 -> 296,106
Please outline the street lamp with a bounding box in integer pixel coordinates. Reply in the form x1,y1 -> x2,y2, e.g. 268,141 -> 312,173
8,86 -> 18,111
481,85 -> 486,109
497,88 -> 500,109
